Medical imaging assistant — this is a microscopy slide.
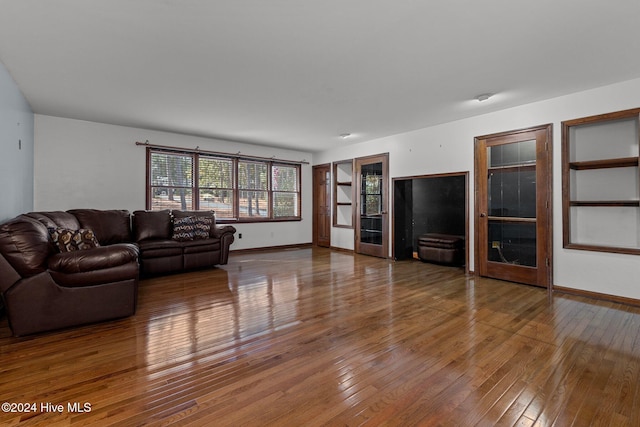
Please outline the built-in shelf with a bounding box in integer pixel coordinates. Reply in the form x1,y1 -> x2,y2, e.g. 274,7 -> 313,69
562,108 -> 640,254
569,156 -> 639,170
487,216 -> 537,223
570,200 -> 640,207
333,160 -> 354,228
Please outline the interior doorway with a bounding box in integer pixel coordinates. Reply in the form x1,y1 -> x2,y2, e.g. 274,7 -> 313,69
312,164 -> 331,247
355,153 -> 389,258
393,172 -> 468,270
474,124 -> 552,288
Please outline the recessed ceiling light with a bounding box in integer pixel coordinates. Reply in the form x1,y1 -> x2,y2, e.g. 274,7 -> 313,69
475,93 -> 493,102
339,133 -> 351,139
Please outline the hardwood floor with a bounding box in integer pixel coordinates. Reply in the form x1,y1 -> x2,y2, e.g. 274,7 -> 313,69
1,247 -> 640,426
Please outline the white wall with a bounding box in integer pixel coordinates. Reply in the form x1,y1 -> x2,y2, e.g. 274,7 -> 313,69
31,76 -> 640,299
34,115 -> 313,250
0,60 -> 34,221
315,77 -> 640,300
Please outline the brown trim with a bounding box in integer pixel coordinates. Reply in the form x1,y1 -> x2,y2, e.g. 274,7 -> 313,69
230,243 -> 312,254
330,246 -> 355,253
553,285 -> 640,308
394,170 -> 471,181
562,107 -> 640,127
136,140 -> 309,165
570,157 -> 638,170
217,218 -> 303,224
475,123 -> 552,142
563,243 -> 640,256
145,147 -> 152,209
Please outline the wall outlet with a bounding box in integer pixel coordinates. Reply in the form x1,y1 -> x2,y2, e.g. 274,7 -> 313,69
492,241 -> 500,248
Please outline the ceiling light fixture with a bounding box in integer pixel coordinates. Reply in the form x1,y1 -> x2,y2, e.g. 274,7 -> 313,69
475,93 -> 493,102
339,133 -> 351,139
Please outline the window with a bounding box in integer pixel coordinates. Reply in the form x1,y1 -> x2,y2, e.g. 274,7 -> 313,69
238,160 -> 269,218
199,156 -> 234,218
272,164 -> 299,218
149,151 -> 193,211
147,148 -> 301,222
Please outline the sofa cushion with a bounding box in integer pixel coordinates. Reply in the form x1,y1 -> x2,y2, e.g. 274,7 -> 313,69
50,262 -> 139,288
172,216 -> 195,241
48,227 -> 100,252
192,216 -> 213,239
25,211 -> 81,230
172,210 -> 216,237
137,239 -> 183,258
182,239 -> 221,253
48,243 -> 139,273
68,209 -> 132,245
133,210 -> 171,241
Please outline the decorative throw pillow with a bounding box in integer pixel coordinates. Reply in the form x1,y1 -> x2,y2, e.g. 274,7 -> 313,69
48,227 -> 100,252
172,216 -> 195,241
192,216 -> 212,239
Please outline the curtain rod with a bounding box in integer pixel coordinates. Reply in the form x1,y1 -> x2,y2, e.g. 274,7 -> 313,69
135,140 -> 309,165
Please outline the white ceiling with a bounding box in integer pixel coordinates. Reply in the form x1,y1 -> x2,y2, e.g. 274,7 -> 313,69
1,0 -> 640,152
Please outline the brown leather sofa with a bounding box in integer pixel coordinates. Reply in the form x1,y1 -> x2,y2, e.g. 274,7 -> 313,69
0,210 -> 139,336
0,209 -> 236,336
132,210 -> 236,275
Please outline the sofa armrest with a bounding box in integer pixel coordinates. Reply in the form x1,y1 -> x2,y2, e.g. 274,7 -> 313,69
48,244 -> 139,273
0,254 -> 21,294
211,225 -> 236,265
3,270 -> 138,336
211,224 -> 236,239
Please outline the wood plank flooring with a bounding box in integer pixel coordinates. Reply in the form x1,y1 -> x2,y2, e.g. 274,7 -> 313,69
1,247 -> 640,426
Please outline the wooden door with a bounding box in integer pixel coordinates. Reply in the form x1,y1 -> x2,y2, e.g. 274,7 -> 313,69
355,154 -> 389,258
475,125 -> 552,288
313,164 -> 331,247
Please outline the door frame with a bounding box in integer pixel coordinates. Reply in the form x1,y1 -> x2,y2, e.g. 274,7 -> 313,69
312,163 -> 331,247
355,153 -> 389,258
392,171 -> 469,273
474,124 -> 553,289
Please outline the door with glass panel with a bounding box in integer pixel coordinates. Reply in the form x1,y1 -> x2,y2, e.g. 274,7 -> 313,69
475,125 -> 552,287
355,154 -> 389,258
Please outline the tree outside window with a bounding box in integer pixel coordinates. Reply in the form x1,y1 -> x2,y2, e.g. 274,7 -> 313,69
147,148 -> 301,222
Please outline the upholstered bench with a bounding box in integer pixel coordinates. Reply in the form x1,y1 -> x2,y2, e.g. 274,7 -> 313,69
417,233 -> 464,266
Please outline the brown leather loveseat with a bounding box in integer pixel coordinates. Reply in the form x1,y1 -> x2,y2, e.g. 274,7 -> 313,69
0,208 -> 236,336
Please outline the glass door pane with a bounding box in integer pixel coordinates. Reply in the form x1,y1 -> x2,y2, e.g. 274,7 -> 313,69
355,154 -> 389,258
360,163 -> 383,245
487,139 -> 537,267
488,168 -> 537,218
487,221 -> 536,267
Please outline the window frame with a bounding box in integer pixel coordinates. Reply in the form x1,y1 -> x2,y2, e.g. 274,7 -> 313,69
146,148 -> 302,223
271,163 -> 301,220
